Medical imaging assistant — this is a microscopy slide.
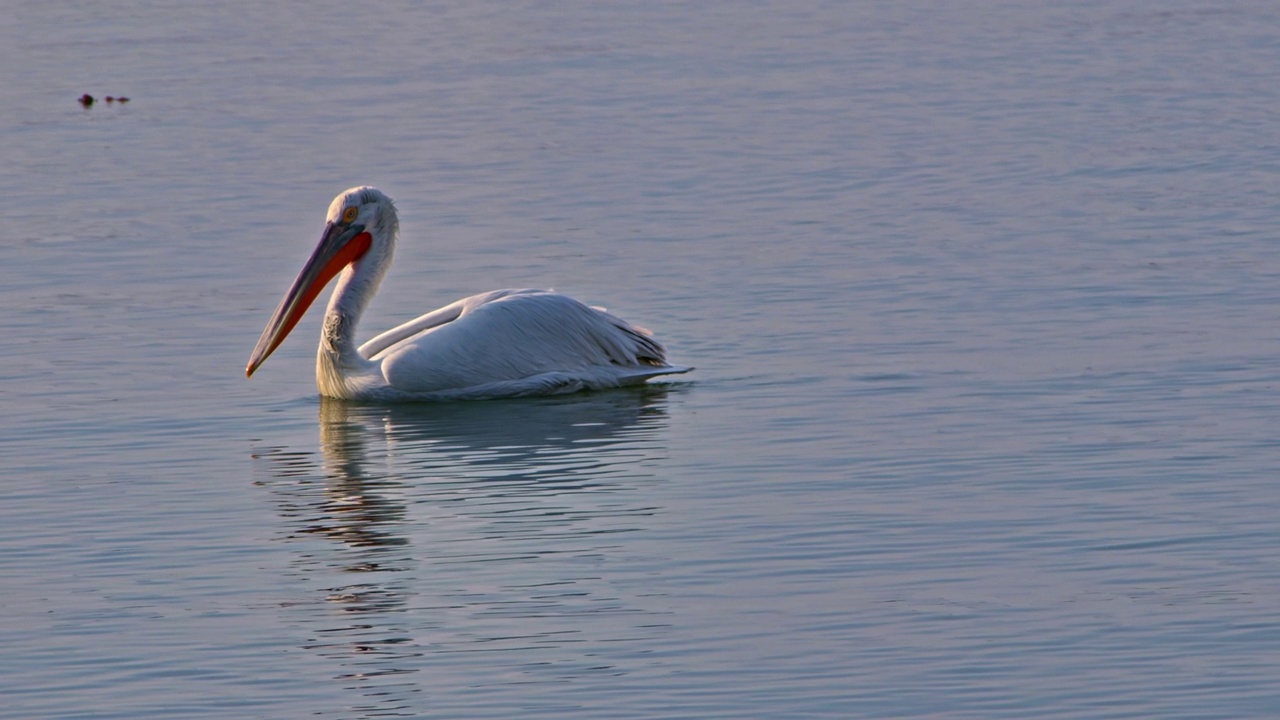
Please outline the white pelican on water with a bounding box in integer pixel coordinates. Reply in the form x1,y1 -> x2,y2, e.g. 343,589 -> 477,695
247,186 -> 690,401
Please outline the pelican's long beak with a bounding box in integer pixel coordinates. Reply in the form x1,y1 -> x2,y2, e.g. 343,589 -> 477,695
246,221 -> 372,377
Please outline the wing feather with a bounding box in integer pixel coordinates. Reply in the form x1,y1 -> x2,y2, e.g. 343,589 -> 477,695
375,290 -> 675,394
359,289 -> 531,360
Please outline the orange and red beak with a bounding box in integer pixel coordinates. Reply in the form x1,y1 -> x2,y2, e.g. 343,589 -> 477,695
246,221 -> 372,377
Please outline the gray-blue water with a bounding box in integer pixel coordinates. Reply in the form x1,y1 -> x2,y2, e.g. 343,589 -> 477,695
4,1 -> 1280,718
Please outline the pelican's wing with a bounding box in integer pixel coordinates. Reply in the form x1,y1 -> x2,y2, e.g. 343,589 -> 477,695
375,290 -> 677,394
359,289 -> 535,360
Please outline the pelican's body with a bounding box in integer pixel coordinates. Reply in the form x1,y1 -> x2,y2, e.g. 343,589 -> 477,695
247,187 -> 689,401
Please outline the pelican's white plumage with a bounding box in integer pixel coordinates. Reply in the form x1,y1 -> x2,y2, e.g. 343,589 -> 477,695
247,187 -> 690,401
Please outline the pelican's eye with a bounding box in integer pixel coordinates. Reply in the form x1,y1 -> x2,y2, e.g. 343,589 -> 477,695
342,206 -> 359,224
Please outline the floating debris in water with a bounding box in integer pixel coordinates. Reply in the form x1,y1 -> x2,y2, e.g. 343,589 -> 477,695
79,94 -> 130,108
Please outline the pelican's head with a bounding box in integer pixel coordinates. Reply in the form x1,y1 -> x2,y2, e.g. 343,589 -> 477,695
324,186 -> 399,247
246,186 -> 400,378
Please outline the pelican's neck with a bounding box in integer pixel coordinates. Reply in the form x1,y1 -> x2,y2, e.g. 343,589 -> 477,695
316,231 -> 395,398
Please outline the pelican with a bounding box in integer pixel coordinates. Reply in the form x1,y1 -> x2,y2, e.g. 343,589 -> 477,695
247,186 -> 690,401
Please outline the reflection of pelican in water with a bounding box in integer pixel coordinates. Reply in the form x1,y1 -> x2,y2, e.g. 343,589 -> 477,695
252,387 -> 679,713
321,385 -> 676,488
258,386 -> 675,565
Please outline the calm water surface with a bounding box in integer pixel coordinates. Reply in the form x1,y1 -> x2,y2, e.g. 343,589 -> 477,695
3,1 -> 1280,718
